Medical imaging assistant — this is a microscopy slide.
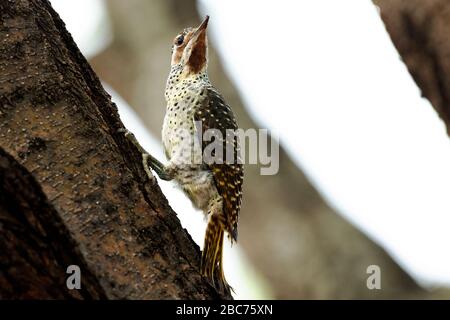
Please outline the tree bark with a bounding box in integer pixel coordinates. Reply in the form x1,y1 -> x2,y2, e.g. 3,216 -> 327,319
0,148 -> 105,299
374,0 -> 450,135
0,0 -> 227,299
89,0 -> 450,299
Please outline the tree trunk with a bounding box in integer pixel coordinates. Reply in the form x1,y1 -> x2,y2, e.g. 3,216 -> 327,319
374,0 -> 450,135
0,148 -> 106,299
0,0 -> 227,299
88,0 -> 450,298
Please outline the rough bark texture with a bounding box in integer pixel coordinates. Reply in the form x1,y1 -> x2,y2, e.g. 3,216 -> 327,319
0,0 -> 227,299
374,0 -> 450,134
0,148 -> 106,299
89,0 -> 450,299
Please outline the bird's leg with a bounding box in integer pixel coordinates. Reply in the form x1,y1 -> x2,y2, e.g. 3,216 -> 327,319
141,153 -> 173,181
119,128 -> 174,181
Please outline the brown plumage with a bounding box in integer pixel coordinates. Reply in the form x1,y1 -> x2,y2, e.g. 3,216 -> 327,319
195,87 -> 243,241
161,16 -> 243,295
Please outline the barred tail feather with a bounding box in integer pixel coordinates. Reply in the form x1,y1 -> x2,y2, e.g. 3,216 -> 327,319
201,214 -> 232,295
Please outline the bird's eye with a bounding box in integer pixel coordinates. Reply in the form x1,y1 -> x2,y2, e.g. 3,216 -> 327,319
175,35 -> 184,46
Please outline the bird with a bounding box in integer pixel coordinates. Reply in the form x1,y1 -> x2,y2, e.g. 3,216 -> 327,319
123,16 -> 243,295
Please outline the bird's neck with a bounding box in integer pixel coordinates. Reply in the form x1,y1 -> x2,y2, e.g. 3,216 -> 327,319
165,64 -> 210,102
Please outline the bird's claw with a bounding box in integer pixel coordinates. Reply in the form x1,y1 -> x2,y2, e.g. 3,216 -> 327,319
118,127 -> 132,138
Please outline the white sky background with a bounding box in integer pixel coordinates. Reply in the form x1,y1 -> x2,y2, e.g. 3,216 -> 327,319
50,0 -> 111,58
198,0 -> 450,287
51,0 -> 450,295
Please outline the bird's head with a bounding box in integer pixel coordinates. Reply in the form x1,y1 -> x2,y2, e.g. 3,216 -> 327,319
171,15 -> 209,75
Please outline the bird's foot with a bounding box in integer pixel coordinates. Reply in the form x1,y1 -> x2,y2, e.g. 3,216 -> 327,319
119,127 -> 156,183
119,127 -> 173,182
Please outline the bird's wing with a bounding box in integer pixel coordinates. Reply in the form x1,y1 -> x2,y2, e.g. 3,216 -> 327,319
193,86 -> 243,241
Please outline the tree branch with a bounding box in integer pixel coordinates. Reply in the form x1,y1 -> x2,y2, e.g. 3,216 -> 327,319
374,0 -> 450,134
0,147 -> 106,299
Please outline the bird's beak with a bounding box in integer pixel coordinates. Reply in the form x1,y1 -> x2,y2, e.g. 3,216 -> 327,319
192,15 -> 209,40
185,16 -> 209,73
194,16 -> 209,36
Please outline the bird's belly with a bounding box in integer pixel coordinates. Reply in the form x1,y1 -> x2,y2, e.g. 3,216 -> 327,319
162,103 -> 198,162
176,169 -> 218,212
162,100 -> 217,211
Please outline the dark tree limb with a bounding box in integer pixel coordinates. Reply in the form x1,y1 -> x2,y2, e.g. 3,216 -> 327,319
374,0 -> 450,134
0,148 -> 105,299
0,0 -> 227,299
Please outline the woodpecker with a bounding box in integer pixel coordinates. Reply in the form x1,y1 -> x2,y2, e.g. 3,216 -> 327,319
124,16 -> 243,295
